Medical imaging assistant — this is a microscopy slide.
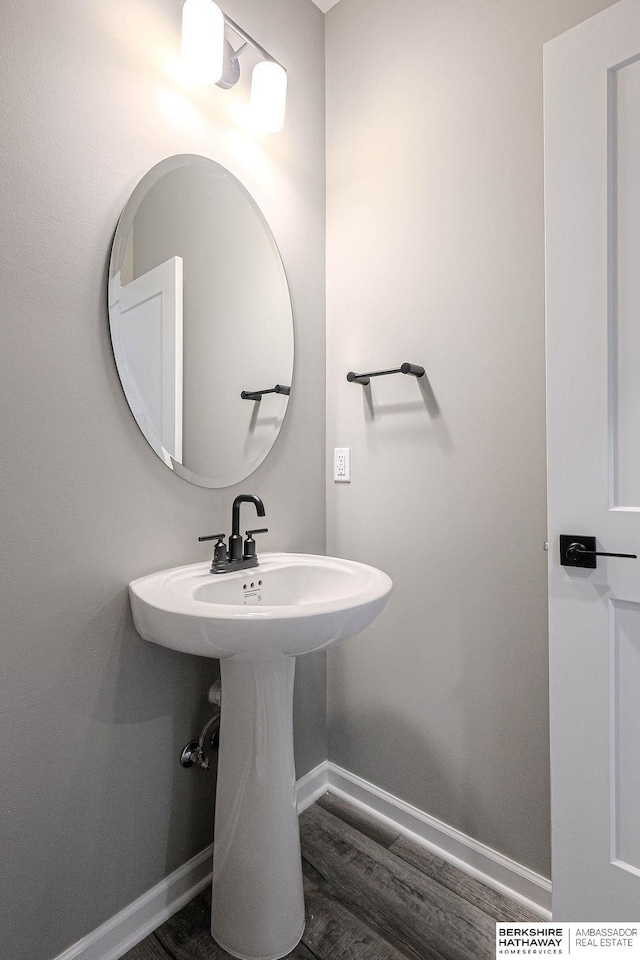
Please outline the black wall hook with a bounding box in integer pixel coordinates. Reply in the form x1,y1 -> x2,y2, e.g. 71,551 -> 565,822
346,362 -> 425,386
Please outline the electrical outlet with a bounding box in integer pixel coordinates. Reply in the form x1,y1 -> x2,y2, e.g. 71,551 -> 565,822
334,447 -> 351,482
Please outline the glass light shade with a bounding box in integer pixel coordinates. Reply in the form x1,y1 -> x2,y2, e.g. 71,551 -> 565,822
181,0 -> 224,84
250,61 -> 287,133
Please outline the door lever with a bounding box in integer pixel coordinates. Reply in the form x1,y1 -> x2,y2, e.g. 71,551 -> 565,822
559,534 -> 637,569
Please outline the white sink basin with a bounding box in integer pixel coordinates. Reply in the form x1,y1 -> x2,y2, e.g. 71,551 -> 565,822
129,552 -> 392,659
129,551 -> 392,960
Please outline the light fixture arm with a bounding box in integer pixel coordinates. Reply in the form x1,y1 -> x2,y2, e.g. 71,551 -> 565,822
216,15 -> 284,91
223,14 -> 283,70
229,40 -> 248,60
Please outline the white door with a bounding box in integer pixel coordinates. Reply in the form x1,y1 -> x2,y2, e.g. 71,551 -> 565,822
108,257 -> 183,465
546,0 -> 640,919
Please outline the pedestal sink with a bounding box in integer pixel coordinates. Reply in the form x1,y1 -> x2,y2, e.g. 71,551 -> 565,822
129,552 -> 392,960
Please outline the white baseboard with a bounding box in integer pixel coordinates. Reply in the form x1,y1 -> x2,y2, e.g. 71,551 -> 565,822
51,845 -> 214,960
296,759 -> 332,812
52,759 -> 551,960
295,760 -> 552,919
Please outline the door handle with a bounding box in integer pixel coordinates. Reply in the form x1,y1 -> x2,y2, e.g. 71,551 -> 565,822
559,534 -> 637,569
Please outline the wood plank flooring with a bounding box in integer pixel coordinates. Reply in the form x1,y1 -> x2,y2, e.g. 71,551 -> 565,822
122,793 -> 540,960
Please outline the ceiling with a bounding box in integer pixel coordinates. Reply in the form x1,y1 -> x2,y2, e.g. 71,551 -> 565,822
311,0 -> 342,11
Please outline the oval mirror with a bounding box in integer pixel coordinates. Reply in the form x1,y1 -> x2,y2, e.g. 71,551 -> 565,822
108,154 -> 294,488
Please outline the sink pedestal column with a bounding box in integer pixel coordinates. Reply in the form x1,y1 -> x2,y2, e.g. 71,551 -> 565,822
212,656 -> 305,960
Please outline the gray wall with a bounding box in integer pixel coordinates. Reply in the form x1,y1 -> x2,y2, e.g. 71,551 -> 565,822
0,1 -> 325,958
325,0 -> 616,879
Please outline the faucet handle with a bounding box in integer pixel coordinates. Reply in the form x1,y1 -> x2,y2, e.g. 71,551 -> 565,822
243,528 -> 268,561
199,533 -> 228,573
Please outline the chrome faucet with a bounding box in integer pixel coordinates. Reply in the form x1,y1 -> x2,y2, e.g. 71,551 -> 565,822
199,495 -> 268,574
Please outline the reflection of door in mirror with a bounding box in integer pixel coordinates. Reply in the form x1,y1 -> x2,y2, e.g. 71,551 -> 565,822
108,257 -> 183,466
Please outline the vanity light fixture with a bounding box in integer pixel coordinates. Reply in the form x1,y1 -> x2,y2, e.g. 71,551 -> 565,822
181,0 -> 225,83
181,0 -> 288,132
249,60 -> 287,133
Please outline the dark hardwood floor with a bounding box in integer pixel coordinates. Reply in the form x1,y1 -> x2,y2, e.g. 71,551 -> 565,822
122,793 -> 540,960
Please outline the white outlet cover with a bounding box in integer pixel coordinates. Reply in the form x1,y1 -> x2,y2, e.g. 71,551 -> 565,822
334,447 -> 351,483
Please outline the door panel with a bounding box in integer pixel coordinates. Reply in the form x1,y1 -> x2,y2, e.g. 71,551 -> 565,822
611,56 -> 640,508
108,256 -> 183,465
610,599 -> 640,875
545,0 -> 640,919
